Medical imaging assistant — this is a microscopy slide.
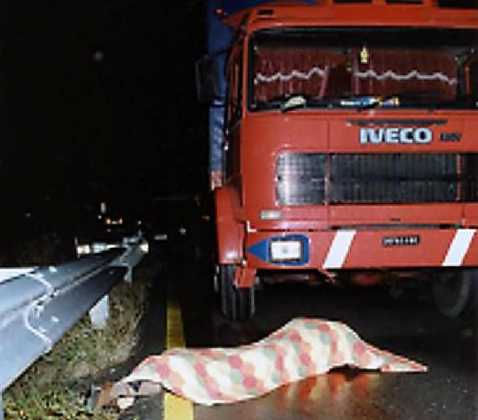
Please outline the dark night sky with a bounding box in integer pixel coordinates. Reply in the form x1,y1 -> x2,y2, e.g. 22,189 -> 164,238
5,1 -> 207,237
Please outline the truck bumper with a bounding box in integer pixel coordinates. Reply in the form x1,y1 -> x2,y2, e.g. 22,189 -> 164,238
245,228 -> 478,270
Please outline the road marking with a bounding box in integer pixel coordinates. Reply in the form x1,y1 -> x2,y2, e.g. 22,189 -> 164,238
164,296 -> 194,420
443,229 -> 476,267
323,230 -> 357,269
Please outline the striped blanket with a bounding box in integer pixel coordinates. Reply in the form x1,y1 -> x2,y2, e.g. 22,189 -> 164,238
108,318 -> 426,408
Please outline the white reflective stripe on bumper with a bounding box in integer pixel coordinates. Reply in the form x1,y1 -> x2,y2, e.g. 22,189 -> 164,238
323,230 -> 357,269
442,229 -> 476,267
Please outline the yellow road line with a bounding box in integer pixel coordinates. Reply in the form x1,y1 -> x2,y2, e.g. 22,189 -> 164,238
164,298 -> 194,420
167,301 -> 186,347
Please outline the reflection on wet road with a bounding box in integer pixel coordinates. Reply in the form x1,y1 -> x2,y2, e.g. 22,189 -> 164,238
253,372 -> 389,420
165,254 -> 478,420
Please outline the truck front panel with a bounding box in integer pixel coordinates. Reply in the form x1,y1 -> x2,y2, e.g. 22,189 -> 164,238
222,22 -> 478,274
245,228 -> 478,270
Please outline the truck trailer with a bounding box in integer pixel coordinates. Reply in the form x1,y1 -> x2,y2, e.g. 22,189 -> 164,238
198,0 -> 478,320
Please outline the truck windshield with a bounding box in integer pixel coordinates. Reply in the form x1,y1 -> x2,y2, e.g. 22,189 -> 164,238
249,28 -> 478,111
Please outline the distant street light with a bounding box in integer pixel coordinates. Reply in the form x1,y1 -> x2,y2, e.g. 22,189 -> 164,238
93,50 -> 104,62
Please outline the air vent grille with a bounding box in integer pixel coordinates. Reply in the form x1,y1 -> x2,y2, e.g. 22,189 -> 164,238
333,0 -> 372,3
438,0 -> 478,8
331,0 -> 478,6
386,0 -> 423,4
276,153 -> 478,206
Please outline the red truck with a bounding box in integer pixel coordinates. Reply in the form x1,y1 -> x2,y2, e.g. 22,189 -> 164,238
197,0 -> 478,320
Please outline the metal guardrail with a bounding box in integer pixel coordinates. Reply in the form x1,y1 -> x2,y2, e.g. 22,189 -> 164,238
0,236 -> 148,420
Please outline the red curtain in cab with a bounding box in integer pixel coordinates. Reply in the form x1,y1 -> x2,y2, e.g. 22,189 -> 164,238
253,47 -> 457,103
354,49 -> 457,101
253,47 -> 347,103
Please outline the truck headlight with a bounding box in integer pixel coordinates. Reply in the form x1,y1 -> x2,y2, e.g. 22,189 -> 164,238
270,240 -> 302,262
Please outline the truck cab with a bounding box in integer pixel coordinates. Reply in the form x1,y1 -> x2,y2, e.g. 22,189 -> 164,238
200,0 -> 478,320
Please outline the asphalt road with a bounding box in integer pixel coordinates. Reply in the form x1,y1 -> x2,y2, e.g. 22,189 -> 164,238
130,243 -> 478,420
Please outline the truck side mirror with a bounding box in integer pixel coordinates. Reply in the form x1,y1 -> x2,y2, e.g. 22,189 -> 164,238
195,55 -> 225,105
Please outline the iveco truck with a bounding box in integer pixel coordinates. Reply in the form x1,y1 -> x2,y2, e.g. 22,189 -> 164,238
197,0 -> 478,320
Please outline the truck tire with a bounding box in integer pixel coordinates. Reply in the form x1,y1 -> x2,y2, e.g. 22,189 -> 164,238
219,265 -> 255,321
432,270 -> 474,318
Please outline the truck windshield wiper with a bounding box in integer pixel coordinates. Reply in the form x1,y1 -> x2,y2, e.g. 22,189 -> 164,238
255,92 -> 464,112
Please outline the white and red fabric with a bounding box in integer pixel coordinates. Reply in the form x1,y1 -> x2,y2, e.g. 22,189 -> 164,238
109,318 -> 426,407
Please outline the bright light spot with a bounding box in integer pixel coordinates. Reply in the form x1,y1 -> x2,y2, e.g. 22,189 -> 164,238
93,50 -> 104,62
140,242 -> 150,254
76,244 -> 92,256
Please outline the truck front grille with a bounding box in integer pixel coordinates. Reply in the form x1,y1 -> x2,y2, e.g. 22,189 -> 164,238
276,153 -> 478,205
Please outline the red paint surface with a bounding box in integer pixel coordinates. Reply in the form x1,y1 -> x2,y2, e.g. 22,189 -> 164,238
215,0 -> 478,283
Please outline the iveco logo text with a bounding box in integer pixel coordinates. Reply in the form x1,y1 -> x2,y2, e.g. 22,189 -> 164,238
360,128 -> 433,145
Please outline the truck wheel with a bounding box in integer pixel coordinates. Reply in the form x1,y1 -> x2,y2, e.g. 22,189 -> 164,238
432,270 -> 473,318
219,265 -> 255,321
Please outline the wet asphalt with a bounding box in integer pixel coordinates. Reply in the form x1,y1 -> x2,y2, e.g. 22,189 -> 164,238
129,243 -> 478,420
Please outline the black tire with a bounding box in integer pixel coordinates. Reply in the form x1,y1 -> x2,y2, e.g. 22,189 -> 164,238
219,264 -> 255,321
432,269 -> 475,318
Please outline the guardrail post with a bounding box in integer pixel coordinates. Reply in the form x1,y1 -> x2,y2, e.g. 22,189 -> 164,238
1,393 -> 4,420
89,295 -> 110,330
124,267 -> 133,284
